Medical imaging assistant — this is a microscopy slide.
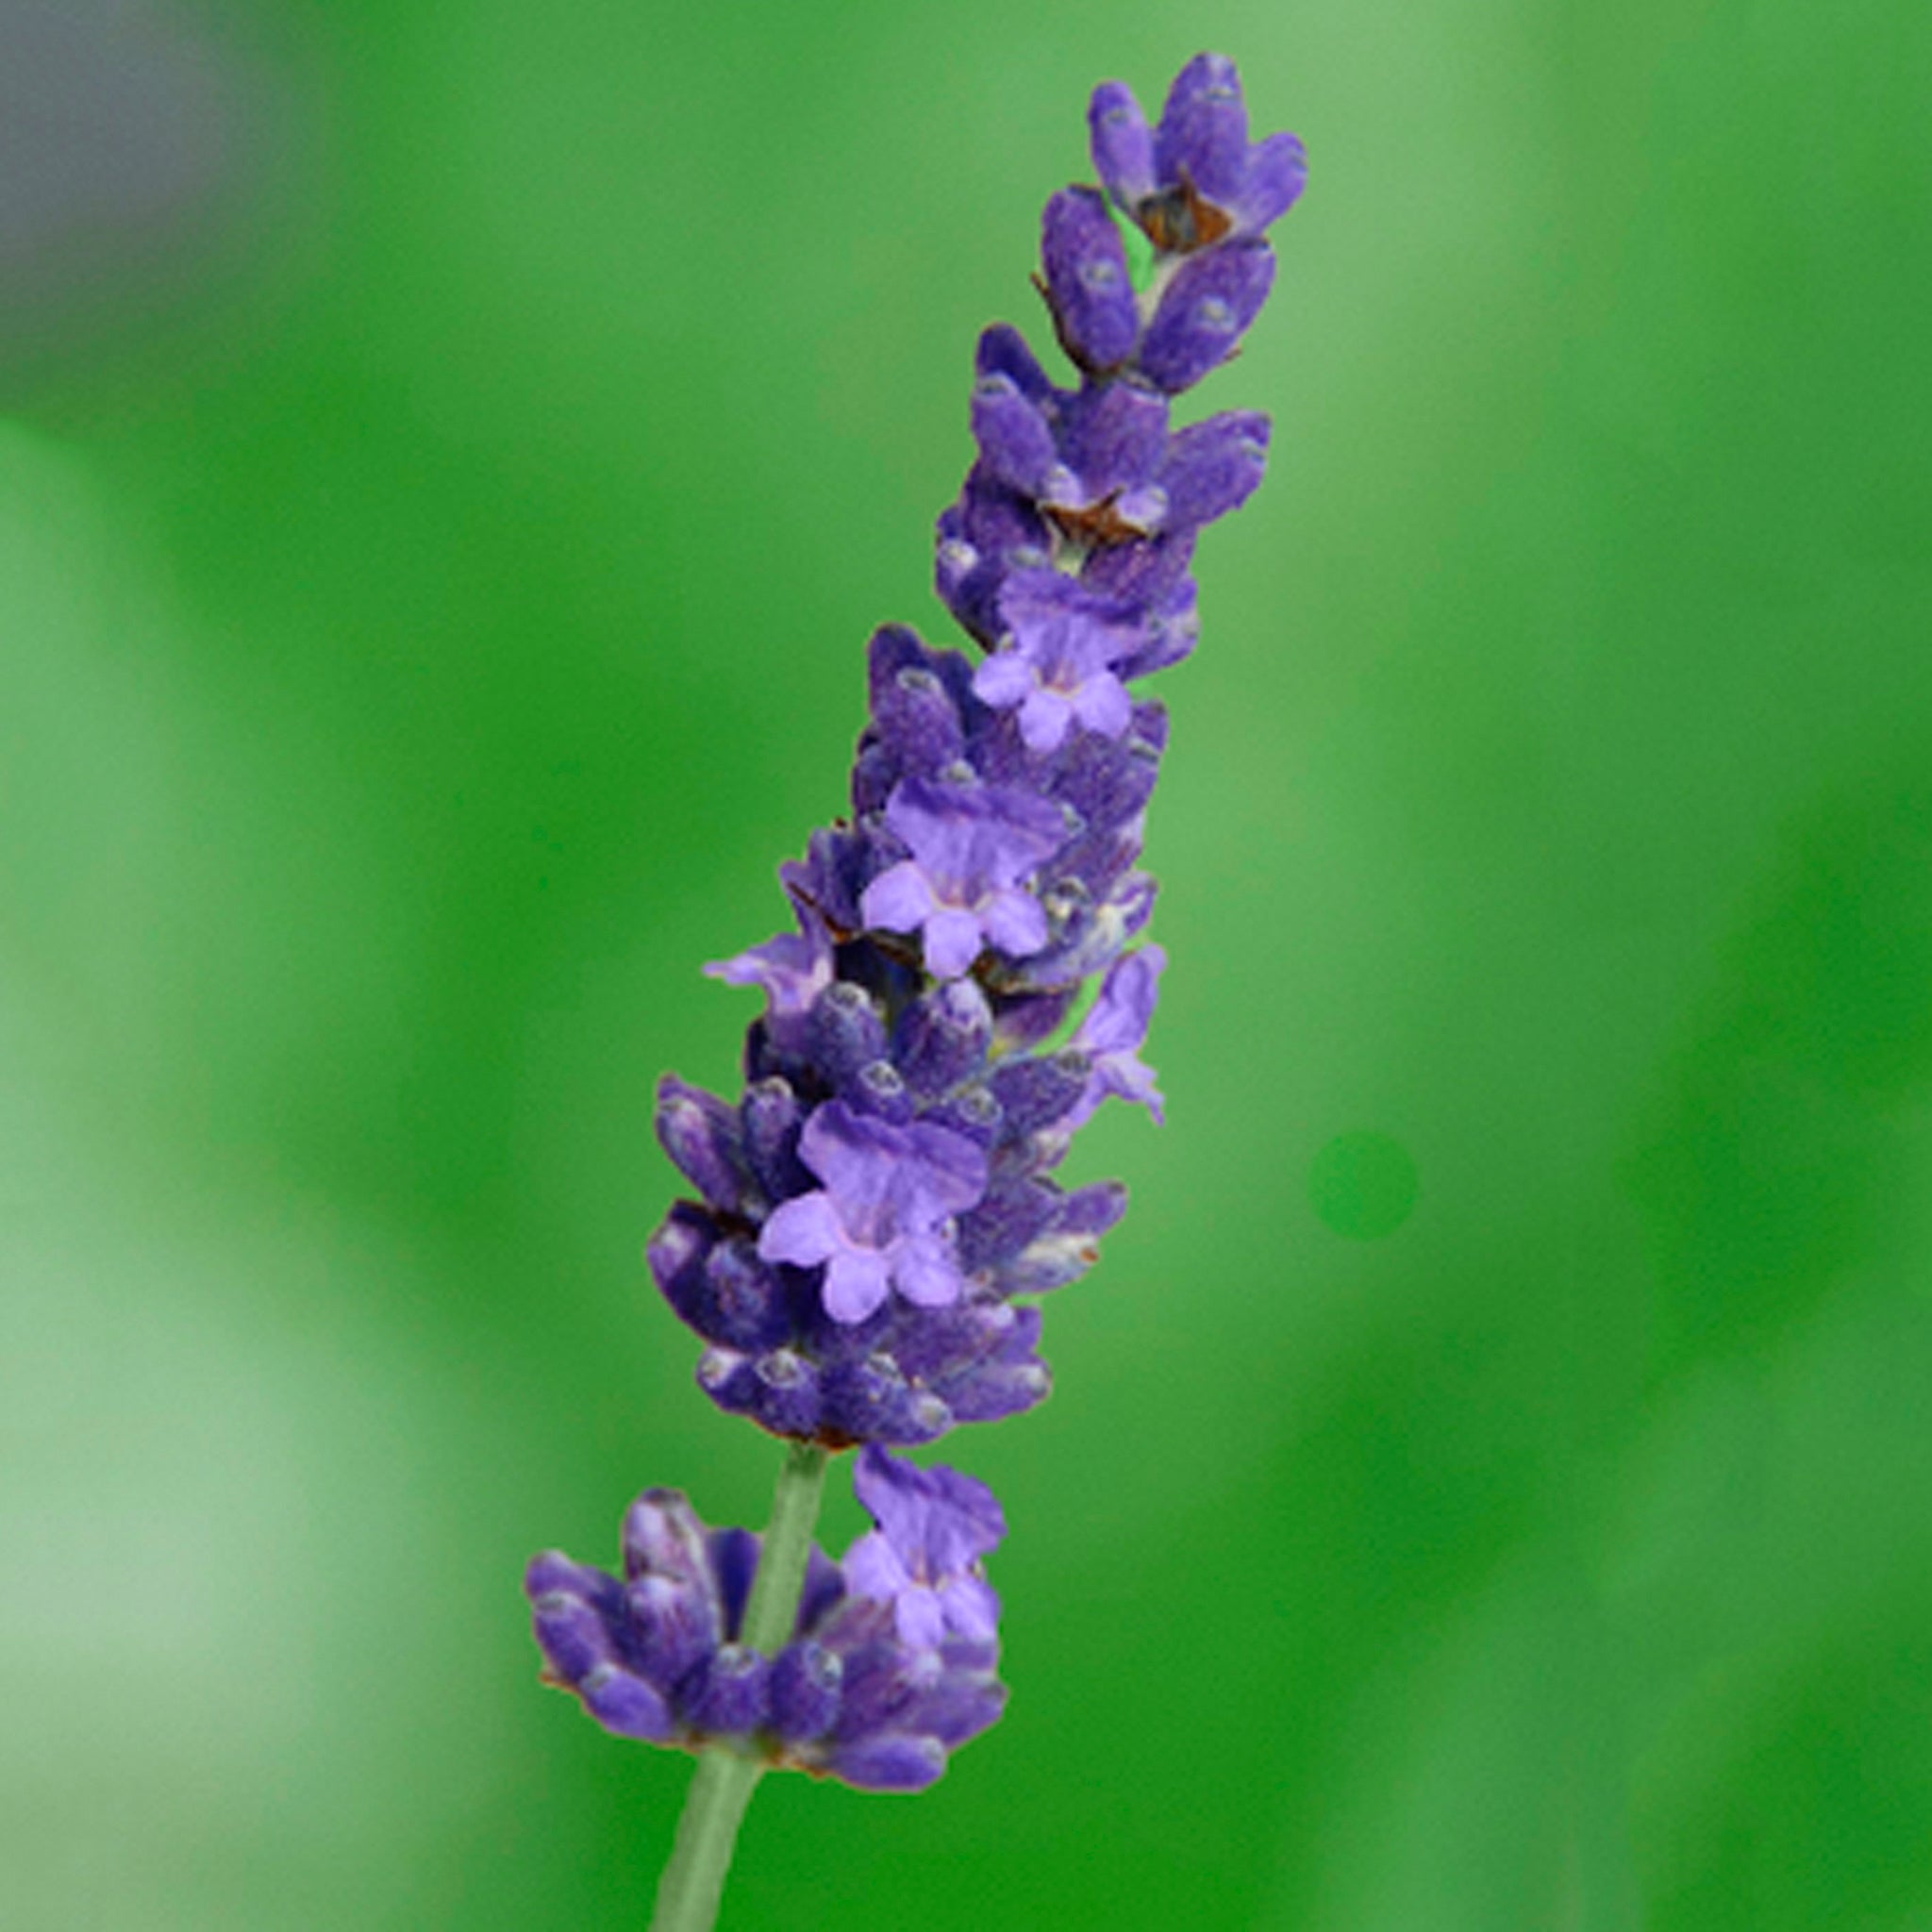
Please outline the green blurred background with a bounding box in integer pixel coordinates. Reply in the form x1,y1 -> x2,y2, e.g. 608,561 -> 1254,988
4,0 -> 1929,1925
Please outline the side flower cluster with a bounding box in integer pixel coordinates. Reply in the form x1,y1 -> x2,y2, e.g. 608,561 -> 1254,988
526,1450 -> 1007,1792
531,52 -> 1301,1797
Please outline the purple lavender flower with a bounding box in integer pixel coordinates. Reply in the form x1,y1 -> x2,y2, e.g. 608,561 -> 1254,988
859,775 -> 1066,977
758,1100 -> 988,1324
704,860 -> 834,1027
1064,943 -> 1167,1128
526,1457 -> 1007,1791
973,572 -> 1143,753
1090,54 -> 1307,253
841,1444 -> 1004,1648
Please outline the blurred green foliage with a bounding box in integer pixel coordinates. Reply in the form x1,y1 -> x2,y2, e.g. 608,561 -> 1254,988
4,0 -> 1930,1926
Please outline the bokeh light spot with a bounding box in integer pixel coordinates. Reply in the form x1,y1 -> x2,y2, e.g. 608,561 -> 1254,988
1309,1131 -> 1419,1240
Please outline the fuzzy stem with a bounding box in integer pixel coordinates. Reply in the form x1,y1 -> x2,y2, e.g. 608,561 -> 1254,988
648,1441 -> 831,1932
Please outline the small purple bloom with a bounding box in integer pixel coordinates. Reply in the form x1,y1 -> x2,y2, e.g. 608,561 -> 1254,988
705,861 -> 834,1017
1065,944 -> 1167,1127
860,776 -> 1066,977
1091,54 -> 1307,253
758,1099 -> 988,1324
841,1446 -> 1006,1649
974,572 -> 1145,754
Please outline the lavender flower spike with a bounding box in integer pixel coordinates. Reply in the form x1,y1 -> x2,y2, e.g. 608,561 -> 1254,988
534,55 -> 1302,1928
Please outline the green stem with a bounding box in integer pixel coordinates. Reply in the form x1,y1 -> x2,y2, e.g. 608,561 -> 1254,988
649,1440 -> 831,1932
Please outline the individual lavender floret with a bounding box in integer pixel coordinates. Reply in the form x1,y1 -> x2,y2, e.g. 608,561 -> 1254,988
973,573 -> 1143,753
841,1444 -> 1004,1648
758,1099 -> 988,1324
704,861 -> 835,1053
1063,943 -> 1167,1129
525,1455 -> 1008,1792
860,774 -> 1067,977
1090,53 -> 1307,253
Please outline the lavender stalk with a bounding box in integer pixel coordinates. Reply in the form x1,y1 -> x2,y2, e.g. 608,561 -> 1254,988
524,53 -> 1306,1926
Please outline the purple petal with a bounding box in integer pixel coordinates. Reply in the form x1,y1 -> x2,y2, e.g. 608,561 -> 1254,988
1076,944 -> 1166,1055
883,776 -> 1066,901
861,858 -> 935,935
797,1101 -> 901,1221
842,1528 -> 912,1605
999,571 -> 1145,677
703,924 -> 830,1017
979,887 -> 1048,958
824,1246 -> 893,1324
1154,52 -> 1249,205
851,1452 -> 930,1560
1069,672 -> 1133,739
1138,239 -> 1276,393
940,1574 -> 1001,1643
890,1232 -> 964,1309
1018,686 -> 1074,752
1088,80 -> 1155,208
923,906 -> 985,979
897,1122 -> 991,1222
893,1586 -> 948,1650
973,649 -> 1038,709
1101,1052 -> 1165,1123
1041,187 -> 1139,371
757,1191 -> 842,1269
854,1448 -> 1008,1574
